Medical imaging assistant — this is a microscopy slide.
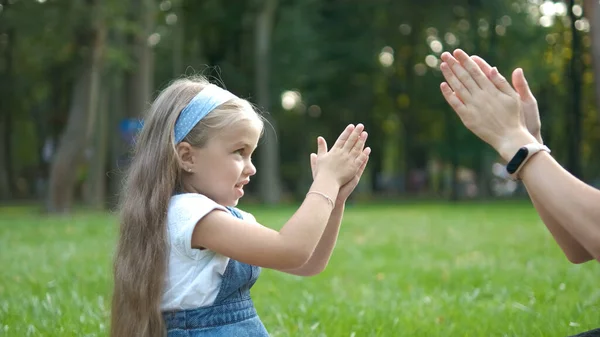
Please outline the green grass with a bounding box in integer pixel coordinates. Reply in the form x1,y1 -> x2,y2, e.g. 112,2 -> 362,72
0,202 -> 598,336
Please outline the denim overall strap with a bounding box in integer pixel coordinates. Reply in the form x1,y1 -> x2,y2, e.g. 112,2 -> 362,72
225,206 -> 243,219
163,206 -> 268,336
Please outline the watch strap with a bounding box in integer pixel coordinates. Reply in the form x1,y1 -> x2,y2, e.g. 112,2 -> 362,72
506,143 -> 551,180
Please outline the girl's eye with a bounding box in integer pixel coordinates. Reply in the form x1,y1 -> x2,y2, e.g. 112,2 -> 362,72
235,149 -> 245,155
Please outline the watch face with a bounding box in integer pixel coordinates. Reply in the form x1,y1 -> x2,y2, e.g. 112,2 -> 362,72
506,147 -> 529,174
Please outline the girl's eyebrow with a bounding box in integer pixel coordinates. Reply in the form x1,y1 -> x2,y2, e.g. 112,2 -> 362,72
232,141 -> 258,151
232,141 -> 251,148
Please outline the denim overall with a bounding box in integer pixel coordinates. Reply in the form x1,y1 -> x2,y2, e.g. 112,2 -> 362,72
163,207 -> 269,336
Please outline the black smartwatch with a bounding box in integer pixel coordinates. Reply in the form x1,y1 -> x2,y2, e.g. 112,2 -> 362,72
506,143 -> 551,180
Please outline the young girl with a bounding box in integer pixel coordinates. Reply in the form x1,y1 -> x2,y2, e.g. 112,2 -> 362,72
110,76 -> 371,337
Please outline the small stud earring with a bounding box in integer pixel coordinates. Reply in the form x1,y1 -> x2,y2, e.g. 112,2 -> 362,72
187,168 -> 192,172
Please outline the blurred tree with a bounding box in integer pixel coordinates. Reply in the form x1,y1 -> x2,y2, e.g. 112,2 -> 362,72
255,0 -> 282,204
1,0 -> 600,206
566,0 -> 583,178
47,0 -> 107,213
584,0 -> 600,121
107,0 -> 157,208
0,0 -> 14,200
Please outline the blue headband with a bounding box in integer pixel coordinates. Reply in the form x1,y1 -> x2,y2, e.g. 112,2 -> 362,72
174,84 -> 237,143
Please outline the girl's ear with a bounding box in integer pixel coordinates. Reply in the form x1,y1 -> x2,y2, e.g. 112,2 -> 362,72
176,142 -> 194,171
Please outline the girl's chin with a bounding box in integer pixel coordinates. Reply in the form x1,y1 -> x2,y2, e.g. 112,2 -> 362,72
235,186 -> 245,199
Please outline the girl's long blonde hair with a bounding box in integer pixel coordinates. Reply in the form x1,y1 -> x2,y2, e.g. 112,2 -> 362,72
110,76 -> 264,337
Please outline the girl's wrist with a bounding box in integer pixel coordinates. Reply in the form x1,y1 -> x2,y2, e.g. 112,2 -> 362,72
334,198 -> 346,208
314,171 -> 342,190
310,173 -> 341,203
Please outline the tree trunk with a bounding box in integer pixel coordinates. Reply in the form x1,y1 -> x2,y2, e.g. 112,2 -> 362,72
566,0 -> 583,179
446,109 -> 460,202
84,16 -> 108,209
0,115 -> 9,200
46,0 -> 106,213
108,71 -> 126,209
584,0 -> 600,122
256,0 -> 282,204
478,5 -> 498,199
108,0 -> 156,208
399,15 -> 421,195
126,0 -> 155,117
0,21 -> 15,200
86,74 -> 109,209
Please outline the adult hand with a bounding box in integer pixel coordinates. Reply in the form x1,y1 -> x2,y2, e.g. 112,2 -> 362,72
439,49 -> 537,161
469,55 -> 543,144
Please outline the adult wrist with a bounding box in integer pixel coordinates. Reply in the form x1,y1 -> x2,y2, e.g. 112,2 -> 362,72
496,129 -> 539,163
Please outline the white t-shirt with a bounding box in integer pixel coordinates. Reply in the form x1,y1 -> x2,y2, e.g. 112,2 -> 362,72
160,193 -> 256,311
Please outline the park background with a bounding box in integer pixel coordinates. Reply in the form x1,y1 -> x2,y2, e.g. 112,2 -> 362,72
1,0 -> 600,336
